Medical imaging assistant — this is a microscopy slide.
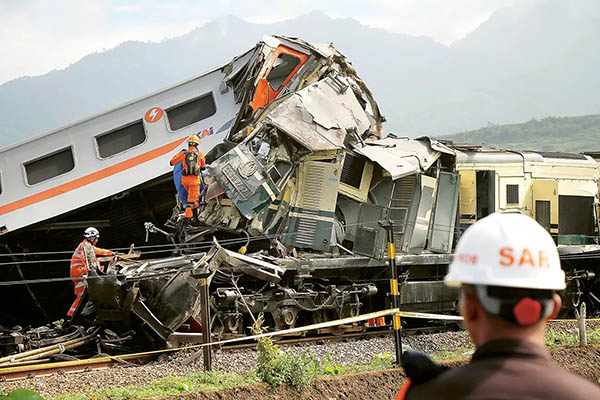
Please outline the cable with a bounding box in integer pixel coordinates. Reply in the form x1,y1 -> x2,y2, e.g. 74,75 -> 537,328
0,217 -> 396,266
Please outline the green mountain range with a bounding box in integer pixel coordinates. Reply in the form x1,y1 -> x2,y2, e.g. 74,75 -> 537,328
438,114 -> 600,153
1,0 -> 599,149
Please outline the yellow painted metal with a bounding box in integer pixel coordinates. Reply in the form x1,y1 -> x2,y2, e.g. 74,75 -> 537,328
393,315 -> 401,330
532,179 -> 558,230
390,279 -> 398,296
338,155 -> 374,203
387,242 -> 395,259
458,170 -> 476,223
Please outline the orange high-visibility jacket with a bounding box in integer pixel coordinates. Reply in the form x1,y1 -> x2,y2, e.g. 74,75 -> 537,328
69,240 -> 114,296
170,147 -> 206,183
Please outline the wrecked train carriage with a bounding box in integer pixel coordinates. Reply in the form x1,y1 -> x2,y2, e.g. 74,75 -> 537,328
177,136 -> 600,334
0,35 -> 381,325
453,145 -> 600,310
181,129 -> 462,333
0,253 -> 211,358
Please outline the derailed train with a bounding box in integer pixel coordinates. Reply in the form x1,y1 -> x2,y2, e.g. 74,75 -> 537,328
1,36 -> 600,357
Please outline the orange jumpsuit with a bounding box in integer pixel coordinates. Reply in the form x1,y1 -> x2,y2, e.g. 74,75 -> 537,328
170,147 -> 206,216
67,239 -> 114,317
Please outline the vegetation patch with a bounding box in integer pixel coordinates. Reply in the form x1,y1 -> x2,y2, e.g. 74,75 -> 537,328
54,371 -> 256,400
545,328 -> 600,347
253,315 -> 395,387
440,115 -> 600,152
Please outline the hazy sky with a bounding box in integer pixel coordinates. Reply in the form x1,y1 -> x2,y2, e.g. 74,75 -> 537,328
0,0 -> 534,85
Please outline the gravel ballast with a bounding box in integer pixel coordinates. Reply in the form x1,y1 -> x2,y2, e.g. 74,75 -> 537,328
1,320 -> 598,398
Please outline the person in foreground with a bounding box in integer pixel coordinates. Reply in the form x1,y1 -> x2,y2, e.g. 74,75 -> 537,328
396,212 -> 600,399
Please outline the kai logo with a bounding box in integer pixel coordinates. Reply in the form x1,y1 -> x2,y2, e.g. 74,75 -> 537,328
144,107 -> 163,123
199,127 -> 214,138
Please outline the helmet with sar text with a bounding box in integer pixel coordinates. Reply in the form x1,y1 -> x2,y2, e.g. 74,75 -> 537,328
444,213 -> 566,325
83,227 -> 100,240
187,135 -> 201,147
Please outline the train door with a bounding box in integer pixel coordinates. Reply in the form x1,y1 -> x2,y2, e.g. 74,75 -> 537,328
476,170 -> 495,219
532,179 -> 557,235
459,170 -> 476,225
402,174 -> 437,254
427,172 -> 460,253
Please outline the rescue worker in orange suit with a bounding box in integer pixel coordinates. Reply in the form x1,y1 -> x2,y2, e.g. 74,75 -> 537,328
67,227 -> 114,318
395,213 -> 600,400
169,135 -> 206,219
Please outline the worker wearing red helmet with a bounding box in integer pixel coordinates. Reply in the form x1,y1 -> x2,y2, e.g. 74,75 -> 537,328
67,227 -> 114,317
170,135 -> 206,219
396,213 -> 600,399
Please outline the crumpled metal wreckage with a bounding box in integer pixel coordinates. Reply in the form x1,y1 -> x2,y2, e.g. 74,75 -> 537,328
151,36 -> 459,339
0,36 -> 460,359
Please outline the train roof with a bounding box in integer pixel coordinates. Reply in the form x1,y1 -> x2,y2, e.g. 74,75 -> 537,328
451,143 -> 598,166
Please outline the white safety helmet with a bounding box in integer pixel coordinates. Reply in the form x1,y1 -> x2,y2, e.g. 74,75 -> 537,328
84,227 -> 100,240
445,213 -> 566,291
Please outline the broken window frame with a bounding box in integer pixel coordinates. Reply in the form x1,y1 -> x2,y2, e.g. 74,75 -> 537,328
265,46 -> 308,97
267,53 -> 302,92
339,152 -> 374,203
251,46 -> 309,110
267,160 -> 294,188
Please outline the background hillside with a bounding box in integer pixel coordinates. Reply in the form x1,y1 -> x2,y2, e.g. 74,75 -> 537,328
437,114 -> 600,152
1,0 -> 599,149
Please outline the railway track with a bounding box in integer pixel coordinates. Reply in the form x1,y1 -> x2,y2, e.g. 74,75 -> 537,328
0,325 -> 455,382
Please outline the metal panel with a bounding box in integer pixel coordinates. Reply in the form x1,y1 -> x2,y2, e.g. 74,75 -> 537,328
282,159 -> 341,251
535,201 -> 551,231
532,179 -> 558,233
354,203 -> 386,259
208,144 -> 280,219
353,138 -> 441,180
389,175 -> 416,248
402,174 -> 437,254
267,76 -> 371,152
558,195 -> 595,236
400,281 -> 459,313
459,170 -> 476,224
354,226 -> 379,257
427,172 -> 460,253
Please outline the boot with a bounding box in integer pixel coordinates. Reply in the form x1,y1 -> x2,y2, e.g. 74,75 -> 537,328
184,207 -> 193,218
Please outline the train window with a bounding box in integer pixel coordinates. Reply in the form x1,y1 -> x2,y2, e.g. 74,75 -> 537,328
24,147 -> 75,185
96,121 -> 146,158
506,184 -> 519,204
268,160 -> 293,187
341,153 -> 365,189
166,93 -> 216,131
267,53 -> 301,91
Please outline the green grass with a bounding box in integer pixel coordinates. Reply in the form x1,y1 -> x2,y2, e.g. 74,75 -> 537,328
50,351 -> 396,399
544,328 -> 600,347
46,327 -> 600,399
54,371 -> 258,400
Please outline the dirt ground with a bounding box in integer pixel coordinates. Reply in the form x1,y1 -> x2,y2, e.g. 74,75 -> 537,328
158,346 -> 600,400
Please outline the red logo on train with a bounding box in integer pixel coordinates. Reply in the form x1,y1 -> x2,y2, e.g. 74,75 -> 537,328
144,107 -> 163,123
